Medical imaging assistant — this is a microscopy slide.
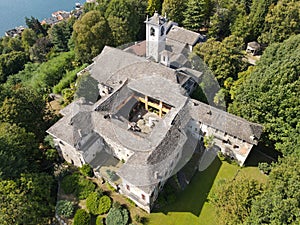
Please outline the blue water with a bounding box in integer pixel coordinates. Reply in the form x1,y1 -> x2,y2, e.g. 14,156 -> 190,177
0,0 -> 85,36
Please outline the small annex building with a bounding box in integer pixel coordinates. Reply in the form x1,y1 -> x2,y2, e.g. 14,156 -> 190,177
47,13 -> 263,213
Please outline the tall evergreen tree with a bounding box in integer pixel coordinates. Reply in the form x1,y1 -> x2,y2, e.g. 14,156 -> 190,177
183,0 -> 207,32
147,0 -> 162,15
162,0 -> 187,25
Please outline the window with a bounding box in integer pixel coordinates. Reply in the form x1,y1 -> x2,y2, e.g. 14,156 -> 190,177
160,26 -> 165,36
126,184 -> 130,191
150,27 -> 155,36
141,194 -> 145,200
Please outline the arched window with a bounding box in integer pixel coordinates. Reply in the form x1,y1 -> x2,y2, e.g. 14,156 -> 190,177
150,27 -> 155,36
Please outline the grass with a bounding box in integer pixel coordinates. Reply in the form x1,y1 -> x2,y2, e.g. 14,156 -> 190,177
147,157 -> 267,225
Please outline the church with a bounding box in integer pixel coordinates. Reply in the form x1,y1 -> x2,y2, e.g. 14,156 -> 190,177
47,13 -> 263,212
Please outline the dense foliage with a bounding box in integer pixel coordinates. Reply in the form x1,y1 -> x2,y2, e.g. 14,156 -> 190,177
56,200 -> 74,218
73,209 -> 91,225
229,35 -> 300,155
106,206 -> 129,225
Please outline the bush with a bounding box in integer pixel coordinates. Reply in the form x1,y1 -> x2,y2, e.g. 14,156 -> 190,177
61,174 -> 79,194
73,209 -> 91,225
96,216 -> 104,225
86,192 -> 101,215
56,200 -> 74,218
258,162 -> 271,175
45,148 -> 59,161
98,195 -> 112,215
106,207 -> 129,225
75,177 -> 96,200
80,164 -> 94,177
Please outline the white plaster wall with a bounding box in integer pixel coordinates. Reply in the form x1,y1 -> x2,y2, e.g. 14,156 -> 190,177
146,22 -> 166,62
103,137 -> 134,162
83,138 -> 104,163
56,139 -> 83,167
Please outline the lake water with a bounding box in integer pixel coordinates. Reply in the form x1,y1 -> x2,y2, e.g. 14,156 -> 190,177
0,0 -> 85,36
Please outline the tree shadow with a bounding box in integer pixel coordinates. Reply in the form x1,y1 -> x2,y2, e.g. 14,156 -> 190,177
153,156 -> 222,216
244,142 -> 281,167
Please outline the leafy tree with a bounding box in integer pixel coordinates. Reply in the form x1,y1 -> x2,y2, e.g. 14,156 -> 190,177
0,173 -> 55,224
96,216 -> 104,225
105,0 -> 141,46
56,200 -> 74,218
195,35 -> 247,87
73,10 -> 111,63
0,123 -> 39,179
229,35 -> 300,154
183,0 -> 207,32
247,0 -> 277,41
0,86 -> 49,139
76,177 -> 96,200
73,209 -> 91,225
25,16 -> 47,36
49,20 -> 74,52
7,37 -> 24,52
147,0 -> 161,15
211,176 -> 262,225
247,154 -> 300,224
106,206 -> 129,225
61,174 -> 80,194
0,51 -> 28,83
29,37 -> 53,62
162,0 -> 187,25
98,195 -> 112,214
80,164 -> 94,177
86,192 -> 102,215
21,28 -> 37,52
258,0 -> 300,45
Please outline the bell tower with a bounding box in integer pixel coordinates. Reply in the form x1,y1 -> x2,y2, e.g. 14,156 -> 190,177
145,12 -> 167,62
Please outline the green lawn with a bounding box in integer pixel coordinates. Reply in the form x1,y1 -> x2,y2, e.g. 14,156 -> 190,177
147,157 -> 267,225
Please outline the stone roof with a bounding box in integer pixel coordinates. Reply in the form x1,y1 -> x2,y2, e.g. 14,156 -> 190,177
189,100 -> 263,145
167,26 -> 202,46
145,12 -> 167,25
90,46 -> 145,84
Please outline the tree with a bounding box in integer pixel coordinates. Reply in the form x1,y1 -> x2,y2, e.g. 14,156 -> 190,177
211,176 -> 262,225
0,173 -> 56,224
229,35 -> 300,154
247,154 -> 300,224
0,123 -> 39,179
247,0 -> 277,41
106,206 -> 129,225
258,0 -> 300,45
0,51 -> 28,83
73,10 -> 111,63
162,0 -> 187,25
21,28 -> 37,52
195,35 -> 247,87
147,0 -> 162,15
183,0 -> 207,32
25,16 -> 47,36
0,86 -> 49,140
73,209 -> 91,225
29,37 -> 53,62
105,0 -> 141,46
56,200 -> 74,218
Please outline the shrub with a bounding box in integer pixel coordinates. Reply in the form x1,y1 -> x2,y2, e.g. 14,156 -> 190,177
56,200 -> 74,218
45,148 -> 59,161
96,215 -> 104,225
80,164 -> 94,177
60,174 -> 79,194
113,201 -> 121,209
75,177 -> 96,200
73,209 -> 91,225
106,207 -> 129,225
98,195 -> 112,214
86,192 -> 101,215
258,162 -> 271,175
